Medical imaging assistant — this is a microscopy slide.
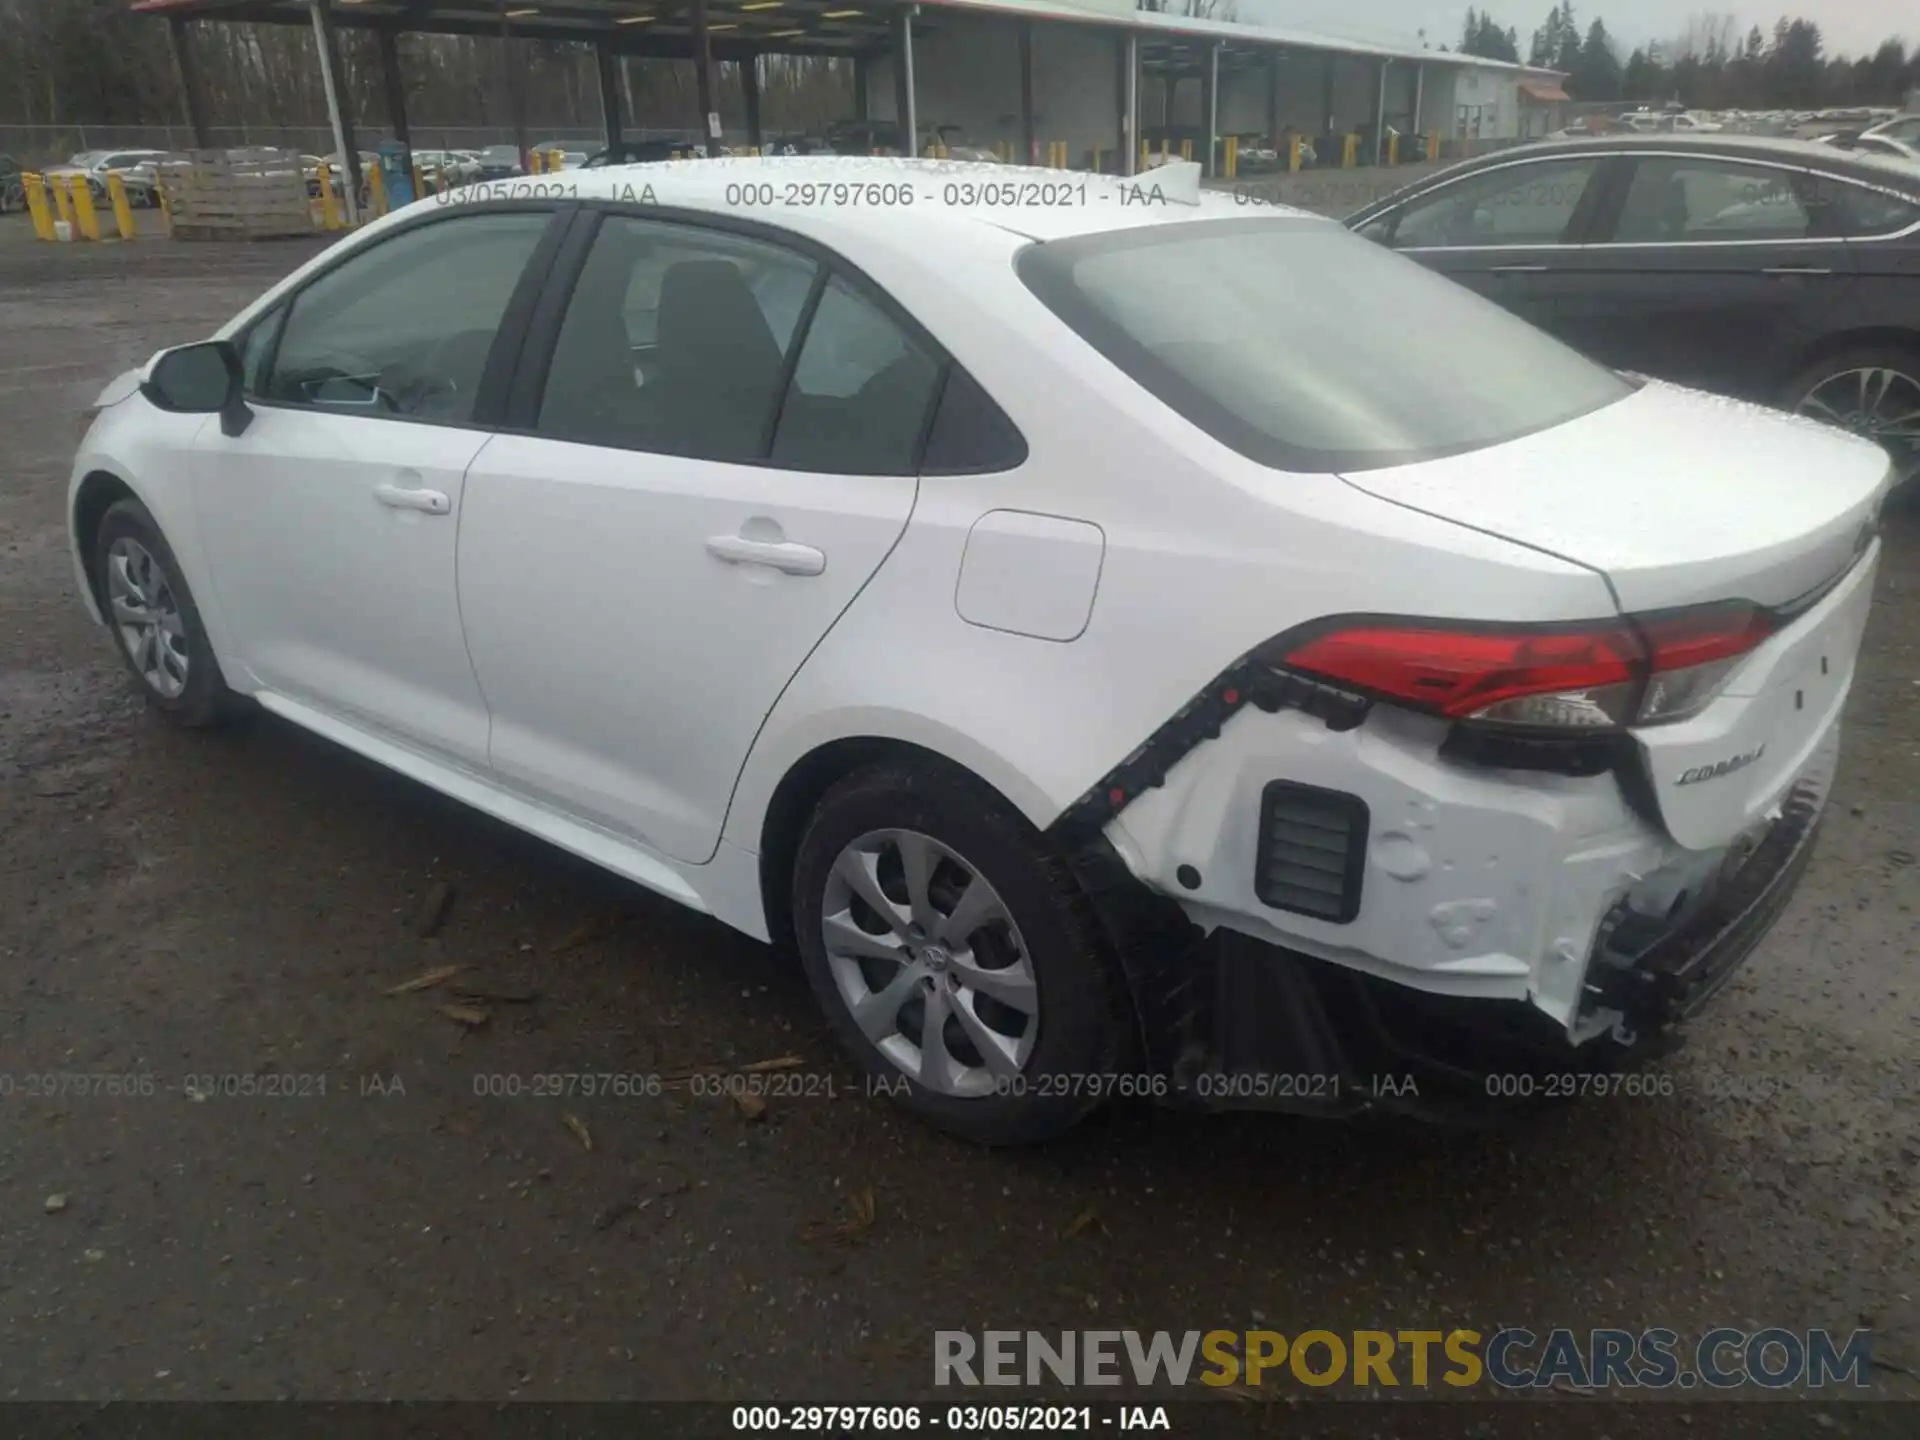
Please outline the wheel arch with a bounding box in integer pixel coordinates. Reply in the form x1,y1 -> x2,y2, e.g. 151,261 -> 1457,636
71,468 -> 140,621
753,734 -> 1056,956
1780,326 -> 1920,395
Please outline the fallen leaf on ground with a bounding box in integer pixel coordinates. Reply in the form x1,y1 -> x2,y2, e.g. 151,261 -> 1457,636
730,1091 -> 767,1122
440,1002 -> 490,1027
552,912 -> 623,955
1063,1207 -> 1105,1239
385,963 -> 464,996
737,1054 -> 804,1074
563,1113 -> 593,1152
802,1185 -> 877,1244
43,1194 -> 68,1215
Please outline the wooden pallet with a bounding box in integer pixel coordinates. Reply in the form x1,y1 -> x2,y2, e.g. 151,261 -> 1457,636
158,151 -> 313,241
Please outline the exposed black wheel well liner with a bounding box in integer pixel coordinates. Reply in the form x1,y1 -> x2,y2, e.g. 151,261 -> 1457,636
756,737 -> 1028,953
73,471 -> 137,608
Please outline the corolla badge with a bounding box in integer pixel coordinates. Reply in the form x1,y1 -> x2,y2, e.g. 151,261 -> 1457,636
1677,744 -> 1766,787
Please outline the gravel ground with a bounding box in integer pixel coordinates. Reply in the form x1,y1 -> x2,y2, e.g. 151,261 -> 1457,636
0,215 -> 1917,1438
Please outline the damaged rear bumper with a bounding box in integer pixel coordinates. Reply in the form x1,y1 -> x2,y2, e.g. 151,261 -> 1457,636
1063,747 -> 1830,1119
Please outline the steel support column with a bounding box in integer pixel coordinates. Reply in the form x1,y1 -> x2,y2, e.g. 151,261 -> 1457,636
1373,58 -> 1389,166
378,28 -> 410,145
1204,42 -> 1218,178
1123,32 -> 1138,176
743,55 -> 763,151
692,0 -> 720,156
893,7 -> 917,156
595,41 -> 623,156
309,0 -> 361,223
1018,23 -> 1035,165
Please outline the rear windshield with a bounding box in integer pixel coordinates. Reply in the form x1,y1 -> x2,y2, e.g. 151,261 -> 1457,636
1016,216 -> 1631,473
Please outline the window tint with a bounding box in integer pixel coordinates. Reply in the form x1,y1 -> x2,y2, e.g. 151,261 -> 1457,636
1388,158 -> 1599,247
1819,177 -> 1920,237
1612,159 -> 1814,242
1018,218 -> 1631,473
921,368 -> 1027,474
237,306 -> 286,397
538,216 -> 817,461
769,277 -> 940,474
263,212 -> 548,421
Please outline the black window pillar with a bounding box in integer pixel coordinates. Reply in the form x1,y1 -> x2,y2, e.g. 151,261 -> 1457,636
892,8 -> 916,156
853,54 -> 870,121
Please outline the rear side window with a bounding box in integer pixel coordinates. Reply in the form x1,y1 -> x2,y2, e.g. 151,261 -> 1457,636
921,369 -> 1027,474
1612,159 -> 1822,242
1814,176 -> 1920,237
537,215 -> 817,461
1384,157 -> 1601,248
769,276 -> 941,475
1017,217 -> 1631,473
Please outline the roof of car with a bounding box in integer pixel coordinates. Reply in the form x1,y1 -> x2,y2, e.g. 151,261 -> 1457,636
1380,131 -> 1920,199
439,154 -> 1317,242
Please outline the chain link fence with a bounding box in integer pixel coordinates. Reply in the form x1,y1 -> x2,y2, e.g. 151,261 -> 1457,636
0,123 -> 709,166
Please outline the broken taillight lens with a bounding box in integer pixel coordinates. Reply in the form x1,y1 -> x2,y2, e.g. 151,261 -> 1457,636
1268,603 -> 1777,732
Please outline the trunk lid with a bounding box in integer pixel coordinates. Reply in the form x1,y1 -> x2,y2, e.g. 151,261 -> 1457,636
1336,379 -> 1891,613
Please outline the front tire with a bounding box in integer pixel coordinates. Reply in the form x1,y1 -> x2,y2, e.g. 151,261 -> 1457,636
791,762 -> 1133,1145
93,498 -> 241,728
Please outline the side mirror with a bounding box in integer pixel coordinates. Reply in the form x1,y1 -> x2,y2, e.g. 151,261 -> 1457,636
143,339 -> 252,437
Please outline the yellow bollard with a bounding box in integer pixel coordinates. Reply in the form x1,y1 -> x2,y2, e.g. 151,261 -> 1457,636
157,176 -> 173,234
1139,141 -> 1149,172
1179,138 -> 1192,161
317,163 -> 342,230
106,172 -> 136,239
367,163 -> 387,216
1223,135 -> 1237,180
68,176 -> 103,241
547,148 -> 564,172
411,160 -> 426,197
1289,135 -> 1302,172
1427,131 -> 1441,163
1092,147 -> 1103,173
1387,132 -> 1398,166
529,149 -> 544,174
22,173 -> 56,241
1342,133 -> 1358,168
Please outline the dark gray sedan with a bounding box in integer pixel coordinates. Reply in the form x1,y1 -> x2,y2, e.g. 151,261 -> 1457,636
1347,134 -> 1920,479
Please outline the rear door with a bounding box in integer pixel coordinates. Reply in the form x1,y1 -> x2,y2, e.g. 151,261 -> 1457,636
457,209 -> 946,864
1357,152 -> 1614,322
1524,152 -> 1857,396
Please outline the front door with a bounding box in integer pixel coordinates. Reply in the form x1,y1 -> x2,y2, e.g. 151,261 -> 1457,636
191,209 -> 559,769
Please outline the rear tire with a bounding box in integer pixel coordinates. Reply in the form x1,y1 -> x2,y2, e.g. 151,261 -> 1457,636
1785,342 -> 1920,485
93,498 -> 243,728
791,762 -> 1133,1145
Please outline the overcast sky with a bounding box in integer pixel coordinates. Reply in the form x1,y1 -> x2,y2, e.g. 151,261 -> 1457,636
1236,0 -> 1916,59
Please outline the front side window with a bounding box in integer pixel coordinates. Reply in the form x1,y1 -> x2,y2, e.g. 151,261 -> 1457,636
263,210 -> 552,422
537,216 -> 818,461
1018,217 -> 1632,473
769,277 -> 941,475
1610,158 -> 1823,242
1386,157 -> 1601,248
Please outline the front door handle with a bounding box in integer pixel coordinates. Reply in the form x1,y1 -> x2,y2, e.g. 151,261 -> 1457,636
706,534 -> 826,576
1489,263 -> 1549,273
374,482 -> 451,515
1761,266 -> 1832,276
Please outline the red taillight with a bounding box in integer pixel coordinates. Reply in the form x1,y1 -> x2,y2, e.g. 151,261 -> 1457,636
1271,605 -> 1776,731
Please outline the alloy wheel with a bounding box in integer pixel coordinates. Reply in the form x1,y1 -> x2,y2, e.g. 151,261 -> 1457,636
820,828 -> 1038,1097
106,537 -> 190,699
1796,366 -> 1920,480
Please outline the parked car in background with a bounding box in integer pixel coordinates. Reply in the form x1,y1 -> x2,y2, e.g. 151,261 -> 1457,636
411,149 -> 481,188
529,141 -> 591,169
1859,112 -> 1920,146
1347,133 -> 1920,483
67,158 -> 1888,1142
44,149 -> 170,207
584,139 -> 687,166
472,145 -> 524,180
1821,131 -> 1920,163
0,154 -> 23,213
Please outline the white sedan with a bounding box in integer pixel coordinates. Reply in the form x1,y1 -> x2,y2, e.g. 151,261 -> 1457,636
68,157 -> 1890,1143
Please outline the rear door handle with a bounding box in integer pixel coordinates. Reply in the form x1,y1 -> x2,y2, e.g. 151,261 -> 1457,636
1762,266 -> 1832,276
374,482 -> 451,515
705,534 -> 826,576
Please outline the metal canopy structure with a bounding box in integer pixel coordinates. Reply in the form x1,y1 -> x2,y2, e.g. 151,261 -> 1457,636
132,0 -> 1556,192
